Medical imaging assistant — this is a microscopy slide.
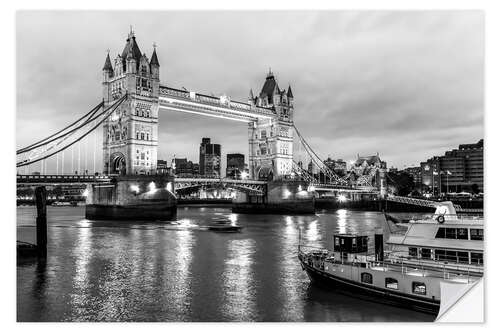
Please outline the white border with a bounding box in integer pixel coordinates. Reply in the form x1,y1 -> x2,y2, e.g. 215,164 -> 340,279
2,0 -> 498,332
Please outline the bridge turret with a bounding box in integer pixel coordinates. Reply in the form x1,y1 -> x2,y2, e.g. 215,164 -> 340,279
150,46 -> 160,80
102,52 -> 113,82
102,30 -> 159,176
248,70 -> 294,181
248,89 -> 255,105
287,85 -> 294,106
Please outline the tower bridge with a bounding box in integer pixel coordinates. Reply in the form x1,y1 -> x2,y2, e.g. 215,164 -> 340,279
16,30 -> 386,219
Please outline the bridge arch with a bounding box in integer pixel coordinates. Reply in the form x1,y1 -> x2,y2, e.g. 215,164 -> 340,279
110,152 -> 126,175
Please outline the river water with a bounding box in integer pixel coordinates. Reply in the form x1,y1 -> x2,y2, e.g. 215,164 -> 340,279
17,206 -> 435,322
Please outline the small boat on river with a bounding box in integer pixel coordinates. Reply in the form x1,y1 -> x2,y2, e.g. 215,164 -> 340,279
207,217 -> 243,233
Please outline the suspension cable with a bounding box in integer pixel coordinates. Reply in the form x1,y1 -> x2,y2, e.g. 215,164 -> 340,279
293,124 -> 346,184
17,102 -> 105,155
17,101 -> 104,154
17,95 -> 126,167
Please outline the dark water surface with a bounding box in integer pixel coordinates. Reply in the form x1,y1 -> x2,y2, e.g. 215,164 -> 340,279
17,206 -> 434,322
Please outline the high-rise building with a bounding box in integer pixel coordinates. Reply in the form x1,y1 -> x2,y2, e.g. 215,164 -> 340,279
199,138 -> 221,177
226,153 -> 245,179
420,139 -> 483,194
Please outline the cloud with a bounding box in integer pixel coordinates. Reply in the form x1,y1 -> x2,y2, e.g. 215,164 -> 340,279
16,11 -> 483,172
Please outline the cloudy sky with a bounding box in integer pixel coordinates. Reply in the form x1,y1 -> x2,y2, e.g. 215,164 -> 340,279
16,11 -> 483,172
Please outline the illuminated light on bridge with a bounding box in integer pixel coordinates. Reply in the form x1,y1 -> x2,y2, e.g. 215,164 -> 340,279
337,194 -> 347,203
166,182 -> 173,192
148,182 -> 157,194
82,189 -> 89,197
130,184 -> 140,194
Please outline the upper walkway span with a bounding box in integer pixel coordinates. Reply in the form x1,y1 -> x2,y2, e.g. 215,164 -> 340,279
159,85 -> 276,122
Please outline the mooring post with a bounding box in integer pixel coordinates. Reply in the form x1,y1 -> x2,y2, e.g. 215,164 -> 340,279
35,186 -> 47,257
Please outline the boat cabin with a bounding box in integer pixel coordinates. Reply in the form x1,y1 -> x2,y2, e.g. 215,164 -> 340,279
332,234 -> 369,264
333,234 -> 368,253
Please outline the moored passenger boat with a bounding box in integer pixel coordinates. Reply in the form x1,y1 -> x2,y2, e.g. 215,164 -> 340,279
298,201 -> 483,315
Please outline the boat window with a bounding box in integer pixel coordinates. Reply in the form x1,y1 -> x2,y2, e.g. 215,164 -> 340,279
457,228 -> 468,240
470,229 -> 483,241
457,252 -> 469,264
436,227 -> 470,240
435,249 -> 446,261
361,273 -> 373,284
412,282 -> 426,295
408,247 -> 418,257
471,252 -> 483,265
385,277 -> 398,290
445,228 -> 457,239
420,248 -> 431,259
435,228 -> 446,238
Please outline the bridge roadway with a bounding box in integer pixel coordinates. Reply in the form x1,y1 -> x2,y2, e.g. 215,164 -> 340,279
16,174 -> 378,194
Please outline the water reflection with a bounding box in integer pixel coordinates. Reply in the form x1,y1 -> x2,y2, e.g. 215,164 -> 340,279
337,209 -> 348,234
166,228 -> 194,319
222,238 -> 256,320
69,224 -> 93,319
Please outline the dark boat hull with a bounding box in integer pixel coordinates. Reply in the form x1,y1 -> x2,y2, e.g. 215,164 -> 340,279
300,258 -> 440,315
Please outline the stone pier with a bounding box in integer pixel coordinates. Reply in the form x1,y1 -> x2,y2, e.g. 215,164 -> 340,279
232,180 -> 315,214
85,175 -> 177,221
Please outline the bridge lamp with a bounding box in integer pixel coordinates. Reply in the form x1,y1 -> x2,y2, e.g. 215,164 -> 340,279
166,182 -> 173,192
337,194 -> 347,203
148,181 -> 157,193
283,189 -> 292,199
240,171 -> 249,180
82,189 -> 89,197
307,185 -> 316,192
130,184 -> 140,194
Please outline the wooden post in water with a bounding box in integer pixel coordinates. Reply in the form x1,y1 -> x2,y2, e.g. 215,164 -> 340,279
35,186 -> 47,257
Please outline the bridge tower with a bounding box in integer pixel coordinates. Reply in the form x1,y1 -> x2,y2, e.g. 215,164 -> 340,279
248,70 -> 294,180
101,30 -> 160,175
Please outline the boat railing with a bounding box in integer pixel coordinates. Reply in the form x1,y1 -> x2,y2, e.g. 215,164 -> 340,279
299,248 -> 483,282
411,214 -> 484,223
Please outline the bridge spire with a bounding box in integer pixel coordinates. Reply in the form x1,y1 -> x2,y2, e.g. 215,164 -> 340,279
102,51 -> 113,71
150,43 -> 160,67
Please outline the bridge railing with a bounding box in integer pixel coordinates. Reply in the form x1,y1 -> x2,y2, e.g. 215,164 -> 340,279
175,177 -> 268,185
17,174 -> 111,184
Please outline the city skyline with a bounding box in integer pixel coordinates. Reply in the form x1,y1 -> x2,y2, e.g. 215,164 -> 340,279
16,11 -> 483,171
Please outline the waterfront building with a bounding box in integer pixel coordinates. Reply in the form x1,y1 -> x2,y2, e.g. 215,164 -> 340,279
172,158 -> 198,177
324,157 -> 347,176
403,166 -> 422,188
226,153 -> 245,179
199,138 -> 221,177
420,139 -> 483,194
156,159 -> 168,174
421,157 -> 441,195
